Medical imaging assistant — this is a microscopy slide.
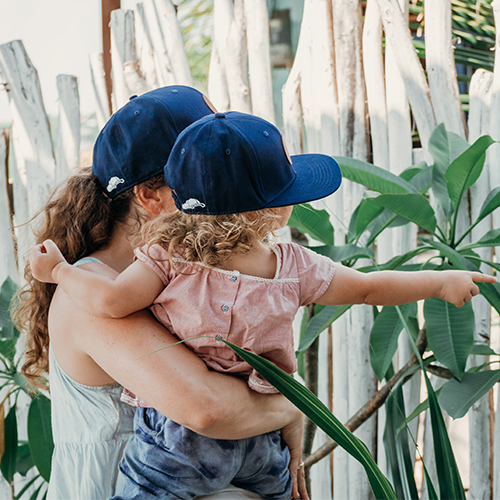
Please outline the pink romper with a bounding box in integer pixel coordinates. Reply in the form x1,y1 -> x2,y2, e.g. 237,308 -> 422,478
124,242 -> 335,404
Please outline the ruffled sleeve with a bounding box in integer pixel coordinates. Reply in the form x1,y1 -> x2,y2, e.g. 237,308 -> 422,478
134,244 -> 171,287
289,243 -> 336,306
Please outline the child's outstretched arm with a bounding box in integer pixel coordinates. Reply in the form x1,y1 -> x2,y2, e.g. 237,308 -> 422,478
316,264 -> 496,307
30,239 -> 164,318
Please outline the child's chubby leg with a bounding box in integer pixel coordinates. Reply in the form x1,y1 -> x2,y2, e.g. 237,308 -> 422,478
110,408 -> 251,500
232,431 -> 293,500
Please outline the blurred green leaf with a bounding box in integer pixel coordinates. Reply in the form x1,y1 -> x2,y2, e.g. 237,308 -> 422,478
1,405 -> 18,482
424,298 -> 474,379
0,277 -> 18,339
309,244 -> 374,262
288,204 -> 334,245
16,442 -> 34,477
28,396 -> 53,482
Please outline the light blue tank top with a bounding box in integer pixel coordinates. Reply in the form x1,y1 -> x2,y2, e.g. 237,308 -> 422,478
47,257 -> 135,500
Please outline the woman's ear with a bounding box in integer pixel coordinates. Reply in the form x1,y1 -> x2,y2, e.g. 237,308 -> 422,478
134,185 -> 176,215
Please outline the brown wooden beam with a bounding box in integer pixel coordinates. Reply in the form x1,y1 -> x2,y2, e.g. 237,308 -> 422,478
102,0 -> 121,114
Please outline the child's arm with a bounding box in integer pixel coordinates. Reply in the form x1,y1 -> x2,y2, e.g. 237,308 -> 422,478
30,239 -> 165,318
316,264 -> 497,307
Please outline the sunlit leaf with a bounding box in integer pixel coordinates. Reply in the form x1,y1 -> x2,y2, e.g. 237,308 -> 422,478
288,204 -> 334,245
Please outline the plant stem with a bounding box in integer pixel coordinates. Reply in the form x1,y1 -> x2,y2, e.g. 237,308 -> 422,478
303,327 -> 427,468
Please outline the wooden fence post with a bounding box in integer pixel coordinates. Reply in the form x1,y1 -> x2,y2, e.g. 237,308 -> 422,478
134,3 -> 158,90
90,52 -> 111,130
0,129 -> 17,284
55,75 -> 80,182
0,40 -> 55,267
243,0 -> 275,123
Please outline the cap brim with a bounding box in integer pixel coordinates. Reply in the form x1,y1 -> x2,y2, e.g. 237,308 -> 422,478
267,154 -> 342,208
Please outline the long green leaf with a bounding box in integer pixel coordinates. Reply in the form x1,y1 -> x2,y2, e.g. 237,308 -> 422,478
369,303 -> 417,381
473,185 -> 500,226
445,135 -> 495,211
424,298 -> 474,379
1,406 -> 17,483
439,370 -> 500,419
287,204 -> 334,245
428,124 -> 469,218
28,396 -> 54,482
0,277 -> 18,339
223,341 -> 397,500
383,385 -> 419,500
297,304 -> 351,352
353,198 -> 385,238
460,227 -> 500,249
371,194 -> 437,234
423,370 -> 466,499
337,157 -> 417,194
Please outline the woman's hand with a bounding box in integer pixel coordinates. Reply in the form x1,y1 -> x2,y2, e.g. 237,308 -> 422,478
281,412 -> 309,500
437,270 -> 496,307
30,239 -> 67,284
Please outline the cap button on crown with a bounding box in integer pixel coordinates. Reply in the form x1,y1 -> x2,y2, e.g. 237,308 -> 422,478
215,112 -> 226,119
129,95 -> 137,100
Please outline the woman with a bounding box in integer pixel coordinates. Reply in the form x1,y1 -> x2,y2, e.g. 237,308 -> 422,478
16,86 -> 307,500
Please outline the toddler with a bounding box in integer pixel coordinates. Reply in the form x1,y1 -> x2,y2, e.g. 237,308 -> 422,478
31,112 -> 494,500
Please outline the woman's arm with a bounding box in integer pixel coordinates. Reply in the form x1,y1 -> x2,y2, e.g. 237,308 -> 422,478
317,264 -> 496,307
31,240 -> 164,318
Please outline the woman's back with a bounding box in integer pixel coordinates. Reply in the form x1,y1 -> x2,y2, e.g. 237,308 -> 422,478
48,345 -> 134,500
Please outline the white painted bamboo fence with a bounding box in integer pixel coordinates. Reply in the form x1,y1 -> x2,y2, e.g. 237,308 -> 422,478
0,0 -> 499,498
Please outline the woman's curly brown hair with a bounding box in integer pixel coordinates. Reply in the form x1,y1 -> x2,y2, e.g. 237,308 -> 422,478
13,167 -> 165,390
143,208 -> 286,269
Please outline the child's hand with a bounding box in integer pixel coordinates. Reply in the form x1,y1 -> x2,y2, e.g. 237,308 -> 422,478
438,270 -> 496,307
30,239 -> 67,284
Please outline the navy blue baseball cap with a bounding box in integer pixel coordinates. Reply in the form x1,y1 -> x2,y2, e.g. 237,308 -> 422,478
164,111 -> 342,215
92,85 -> 216,198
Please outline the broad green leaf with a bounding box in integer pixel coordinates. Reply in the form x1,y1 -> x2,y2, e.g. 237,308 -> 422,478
223,341 -> 397,500
297,305 -> 351,352
309,244 -> 374,262
471,344 -> 498,356
423,370 -> 466,499
422,462 -> 439,500
0,338 -> 17,365
399,161 -> 429,182
439,370 -> 500,419
28,395 -> 54,482
383,385 -> 419,500
13,473 -> 40,500
354,198 -> 385,238
296,307 -> 310,379
288,204 -> 334,245
1,406 -> 17,483
445,135 -> 495,211
397,386 -> 444,435
376,246 -> 433,270
405,164 -> 432,194
369,303 -> 417,381
424,298 -> 474,379
16,443 -> 34,477
428,124 -> 469,218
0,277 -> 18,339
460,227 -> 500,249
474,186 -> 500,226
337,156 -> 416,194
371,194 -> 437,234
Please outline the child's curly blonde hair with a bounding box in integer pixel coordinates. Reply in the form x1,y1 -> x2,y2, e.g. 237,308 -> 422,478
143,208 -> 286,268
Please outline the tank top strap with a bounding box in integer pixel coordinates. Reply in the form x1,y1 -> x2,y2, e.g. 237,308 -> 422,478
73,256 -> 104,267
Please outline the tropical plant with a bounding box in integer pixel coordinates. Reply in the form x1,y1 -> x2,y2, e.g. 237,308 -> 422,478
225,123 -> 500,499
0,277 -> 53,500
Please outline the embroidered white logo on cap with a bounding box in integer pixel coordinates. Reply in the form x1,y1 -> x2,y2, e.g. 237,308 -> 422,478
107,176 -> 125,192
182,198 -> 206,210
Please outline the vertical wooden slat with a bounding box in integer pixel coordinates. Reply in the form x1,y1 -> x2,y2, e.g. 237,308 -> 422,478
102,0 -> 121,114
468,67 -> 494,500
89,52 -> 112,130
55,75 -> 80,182
0,129 -> 17,284
135,3 -> 159,90
243,0 -> 275,123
